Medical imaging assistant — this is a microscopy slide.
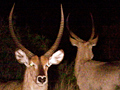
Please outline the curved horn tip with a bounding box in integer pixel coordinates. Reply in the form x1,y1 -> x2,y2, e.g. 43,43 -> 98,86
13,3 -> 15,6
66,13 -> 71,33
12,3 -> 15,10
60,4 -> 63,14
60,4 -> 63,8
66,13 -> 70,22
9,3 -> 15,18
90,13 -> 94,24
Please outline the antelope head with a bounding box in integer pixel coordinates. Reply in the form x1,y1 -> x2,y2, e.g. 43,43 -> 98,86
9,3 -> 64,87
66,13 -> 98,61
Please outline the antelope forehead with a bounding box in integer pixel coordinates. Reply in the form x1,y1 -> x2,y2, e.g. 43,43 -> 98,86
30,55 -> 39,63
78,44 -> 87,49
40,56 -> 49,65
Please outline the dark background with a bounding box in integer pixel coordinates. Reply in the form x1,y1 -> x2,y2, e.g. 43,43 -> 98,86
0,0 -> 119,61
0,0 -> 120,89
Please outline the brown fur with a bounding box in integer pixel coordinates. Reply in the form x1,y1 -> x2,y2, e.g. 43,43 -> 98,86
0,3 -> 64,90
70,32 -> 120,90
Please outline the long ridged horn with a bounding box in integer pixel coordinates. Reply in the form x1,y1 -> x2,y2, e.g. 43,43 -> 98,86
9,3 -> 34,58
44,4 -> 64,58
88,13 -> 95,41
66,13 -> 85,42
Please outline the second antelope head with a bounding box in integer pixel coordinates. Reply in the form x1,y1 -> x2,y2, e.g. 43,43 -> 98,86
67,13 -> 98,63
9,4 -> 64,89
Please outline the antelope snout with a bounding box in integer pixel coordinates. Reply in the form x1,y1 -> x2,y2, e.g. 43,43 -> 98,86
37,76 -> 46,84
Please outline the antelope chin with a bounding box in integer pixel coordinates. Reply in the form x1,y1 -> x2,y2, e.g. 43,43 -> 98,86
37,82 -> 47,87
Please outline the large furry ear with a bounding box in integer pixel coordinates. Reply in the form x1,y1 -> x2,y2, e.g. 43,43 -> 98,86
69,37 -> 78,46
47,49 -> 64,67
15,49 -> 30,67
90,36 -> 98,46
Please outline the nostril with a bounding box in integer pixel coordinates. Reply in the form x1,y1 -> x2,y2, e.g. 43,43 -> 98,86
37,76 -> 46,84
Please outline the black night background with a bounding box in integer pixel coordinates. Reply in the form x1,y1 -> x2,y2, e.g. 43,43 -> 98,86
0,0 -> 120,90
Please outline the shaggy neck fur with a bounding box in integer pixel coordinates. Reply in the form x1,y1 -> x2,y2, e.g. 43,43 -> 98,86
74,49 -> 90,77
22,67 -> 48,90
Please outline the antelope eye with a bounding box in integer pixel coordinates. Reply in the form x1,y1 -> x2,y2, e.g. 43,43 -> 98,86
30,62 -> 35,66
46,64 -> 49,67
46,63 -> 51,67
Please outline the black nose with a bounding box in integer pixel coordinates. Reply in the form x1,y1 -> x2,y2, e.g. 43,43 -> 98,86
37,76 -> 46,84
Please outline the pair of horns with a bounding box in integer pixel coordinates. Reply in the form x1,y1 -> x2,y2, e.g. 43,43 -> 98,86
9,3 -> 64,58
66,13 -> 96,42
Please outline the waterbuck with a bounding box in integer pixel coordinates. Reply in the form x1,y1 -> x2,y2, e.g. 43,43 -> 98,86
0,3 -> 64,90
66,13 -> 120,90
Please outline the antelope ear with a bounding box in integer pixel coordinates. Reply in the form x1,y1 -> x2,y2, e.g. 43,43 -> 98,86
47,49 -> 64,67
90,36 -> 98,46
15,49 -> 30,67
69,37 -> 78,46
